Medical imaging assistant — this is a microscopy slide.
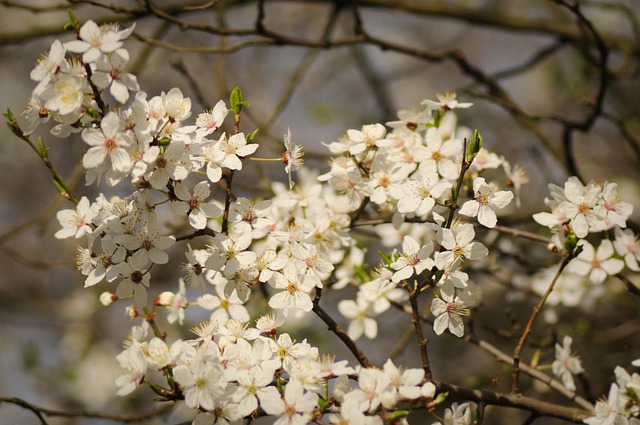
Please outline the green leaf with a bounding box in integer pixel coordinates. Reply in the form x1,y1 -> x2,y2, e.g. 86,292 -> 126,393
432,109 -> 443,128
4,108 -> 23,138
353,264 -> 369,284
387,410 -> 410,420
2,107 -> 14,121
530,348 -> 541,368
378,250 -> 392,266
64,9 -> 80,32
246,128 -> 259,144
86,108 -> 101,120
317,396 -> 331,411
433,391 -> 448,405
466,129 -> 483,163
230,86 -> 250,114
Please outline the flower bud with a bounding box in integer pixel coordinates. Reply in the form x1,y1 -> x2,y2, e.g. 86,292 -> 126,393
99,291 -> 117,306
125,305 -> 138,320
421,381 -> 436,399
156,291 -> 175,307
465,129 -> 483,163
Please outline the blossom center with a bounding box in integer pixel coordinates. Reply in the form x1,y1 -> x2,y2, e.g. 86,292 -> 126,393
407,254 -> 419,267
104,137 -> 117,151
242,210 -> 256,224
131,271 -> 143,284
477,193 -> 490,205
577,201 -> 589,215
109,67 -> 122,80
155,156 -> 167,169
415,185 -> 431,200
445,301 -> 466,316
141,239 -> 153,251
195,376 -> 208,390
188,198 -> 202,210
284,404 -> 297,417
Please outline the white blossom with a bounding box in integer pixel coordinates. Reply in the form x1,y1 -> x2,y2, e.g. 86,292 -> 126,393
65,20 -> 127,63
552,336 -> 584,391
459,177 -> 513,228
431,289 -> 467,337
568,240 -> 625,284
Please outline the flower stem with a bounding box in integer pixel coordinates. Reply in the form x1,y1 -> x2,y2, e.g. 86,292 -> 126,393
445,137 -> 471,229
512,253 -> 573,394
408,284 -> 432,380
5,110 -> 78,204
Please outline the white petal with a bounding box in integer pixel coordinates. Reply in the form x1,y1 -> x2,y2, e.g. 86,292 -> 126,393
458,200 -> 479,218
110,80 -> 130,104
188,209 -> 207,230
477,206 -> 497,228
397,197 -> 418,213
64,40 -> 89,53
110,148 -> 132,173
83,146 -> 107,169
430,298 -> 447,316
490,190 -> 514,208
433,314 -> 448,335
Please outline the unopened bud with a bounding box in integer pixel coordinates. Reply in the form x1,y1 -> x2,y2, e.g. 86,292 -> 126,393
156,291 -> 175,307
99,291 -> 117,306
422,381 -> 436,399
125,305 -> 138,320
563,231 -> 579,254
465,129 -> 483,163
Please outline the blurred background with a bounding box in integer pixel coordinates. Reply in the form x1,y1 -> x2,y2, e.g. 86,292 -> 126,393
0,0 -> 639,424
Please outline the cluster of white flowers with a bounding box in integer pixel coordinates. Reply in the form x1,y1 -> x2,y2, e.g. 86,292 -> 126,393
17,16 -> 640,425
534,177 -> 633,246
532,175 -> 640,425
525,177 -> 636,322
115,318 -> 439,425
583,364 -> 640,425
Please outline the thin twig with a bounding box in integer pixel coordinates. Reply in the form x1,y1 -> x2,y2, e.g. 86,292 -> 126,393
312,288 -> 373,368
408,284 -> 432,380
0,397 -> 170,423
465,333 -> 593,411
512,254 -> 573,394
389,323 -> 416,360
435,381 -> 591,422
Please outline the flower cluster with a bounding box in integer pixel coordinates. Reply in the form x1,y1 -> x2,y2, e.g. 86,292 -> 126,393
584,364 -> 640,425
524,178 -> 636,323
15,16 -> 640,425
534,177 -> 633,246
116,318 -> 438,424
